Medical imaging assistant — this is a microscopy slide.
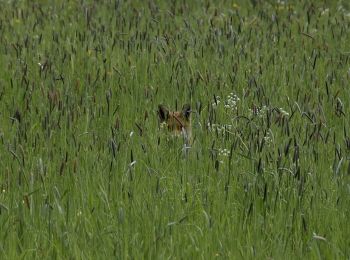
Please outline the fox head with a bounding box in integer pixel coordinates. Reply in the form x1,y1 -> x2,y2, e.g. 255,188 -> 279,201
158,104 -> 192,142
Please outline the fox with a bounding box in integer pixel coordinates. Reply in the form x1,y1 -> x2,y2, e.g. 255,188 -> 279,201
158,104 -> 192,144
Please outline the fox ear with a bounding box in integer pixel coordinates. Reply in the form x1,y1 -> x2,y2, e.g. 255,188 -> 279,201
182,104 -> 191,119
158,105 -> 169,122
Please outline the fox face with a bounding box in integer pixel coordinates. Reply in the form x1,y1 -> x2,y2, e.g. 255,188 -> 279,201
158,104 -> 192,143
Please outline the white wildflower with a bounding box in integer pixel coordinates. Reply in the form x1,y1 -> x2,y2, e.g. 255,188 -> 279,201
279,107 -> 289,117
321,8 -> 329,16
249,105 -> 268,118
264,132 -> 271,145
224,93 -> 240,111
160,122 -> 167,130
218,148 -> 230,157
212,97 -> 221,108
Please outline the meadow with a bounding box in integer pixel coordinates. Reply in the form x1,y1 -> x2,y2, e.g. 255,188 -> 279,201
0,0 -> 349,258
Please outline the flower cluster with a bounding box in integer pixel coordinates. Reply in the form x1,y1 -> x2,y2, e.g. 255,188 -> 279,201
207,123 -> 232,133
160,122 -> 167,130
264,131 -> 272,145
217,148 -> 230,164
212,93 -> 240,111
218,148 -> 230,157
224,93 -> 240,111
249,105 -> 268,118
212,96 -> 221,108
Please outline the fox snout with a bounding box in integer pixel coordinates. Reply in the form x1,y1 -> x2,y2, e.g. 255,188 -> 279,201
158,104 -> 192,142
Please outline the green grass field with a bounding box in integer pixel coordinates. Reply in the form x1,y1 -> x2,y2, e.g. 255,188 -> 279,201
0,1 -> 349,258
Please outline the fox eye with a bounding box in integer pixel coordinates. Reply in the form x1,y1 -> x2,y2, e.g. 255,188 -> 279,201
158,105 -> 169,122
182,104 -> 191,119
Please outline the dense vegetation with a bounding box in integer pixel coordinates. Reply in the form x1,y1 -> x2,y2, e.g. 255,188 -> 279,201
0,1 -> 349,258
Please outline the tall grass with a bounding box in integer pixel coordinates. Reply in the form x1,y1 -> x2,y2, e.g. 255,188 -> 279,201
0,1 -> 349,258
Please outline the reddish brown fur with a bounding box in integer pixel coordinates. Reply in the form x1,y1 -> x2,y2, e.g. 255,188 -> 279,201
158,104 -> 192,142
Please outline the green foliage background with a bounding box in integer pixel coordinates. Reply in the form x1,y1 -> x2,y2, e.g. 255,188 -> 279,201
0,1 -> 349,258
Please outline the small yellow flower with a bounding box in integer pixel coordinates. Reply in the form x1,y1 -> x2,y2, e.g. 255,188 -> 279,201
232,3 -> 239,9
